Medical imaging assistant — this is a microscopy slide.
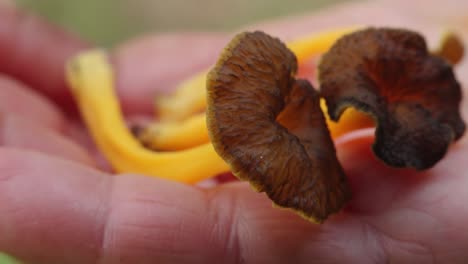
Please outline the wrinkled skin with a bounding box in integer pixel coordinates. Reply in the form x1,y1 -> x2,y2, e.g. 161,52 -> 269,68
0,0 -> 468,263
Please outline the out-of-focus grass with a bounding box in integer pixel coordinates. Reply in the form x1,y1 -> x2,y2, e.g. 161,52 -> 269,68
15,0 -> 350,46
0,253 -> 20,264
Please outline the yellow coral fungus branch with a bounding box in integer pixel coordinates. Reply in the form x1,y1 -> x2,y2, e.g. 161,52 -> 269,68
136,112 -> 209,151
66,50 -> 228,183
156,71 -> 208,122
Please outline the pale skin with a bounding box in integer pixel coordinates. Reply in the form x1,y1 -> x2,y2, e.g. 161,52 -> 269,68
0,0 -> 468,263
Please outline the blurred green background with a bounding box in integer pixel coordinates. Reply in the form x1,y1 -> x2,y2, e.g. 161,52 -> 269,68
0,254 -> 19,264
16,0 -> 350,47
3,0 -> 349,263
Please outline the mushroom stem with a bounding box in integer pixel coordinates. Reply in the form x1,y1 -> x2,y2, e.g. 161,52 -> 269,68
66,50 -> 228,183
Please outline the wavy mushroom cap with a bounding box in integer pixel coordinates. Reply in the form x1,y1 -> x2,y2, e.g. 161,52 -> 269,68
319,27 -> 466,170
206,31 -> 350,223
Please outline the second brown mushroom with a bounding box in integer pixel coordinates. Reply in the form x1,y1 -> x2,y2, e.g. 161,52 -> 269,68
319,28 -> 465,170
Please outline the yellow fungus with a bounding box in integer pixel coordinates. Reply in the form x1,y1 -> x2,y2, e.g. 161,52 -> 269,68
66,50 -> 228,183
156,71 -> 208,122
136,112 -> 209,151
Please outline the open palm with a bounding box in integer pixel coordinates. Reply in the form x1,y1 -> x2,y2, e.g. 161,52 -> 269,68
0,0 -> 467,263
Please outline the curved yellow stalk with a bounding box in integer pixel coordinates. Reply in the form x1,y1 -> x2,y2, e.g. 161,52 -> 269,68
136,112 -> 209,151
156,71 -> 208,122
66,50 -> 228,183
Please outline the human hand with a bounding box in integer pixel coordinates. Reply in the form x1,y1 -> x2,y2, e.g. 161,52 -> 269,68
1,0 -> 468,263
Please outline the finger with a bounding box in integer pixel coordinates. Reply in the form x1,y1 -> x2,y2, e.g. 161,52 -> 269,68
0,74 -> 98,167
0,74 -> 65,131
337,127 -> 468,215
0,6 -> 88,112
0,114 -> 94,165
338,130 -> 468,263
0,147 -> 380,263
113,33 -> 228,114
336,129 -> 419,214
0,149 -> 229,264
336,129 -> 434,215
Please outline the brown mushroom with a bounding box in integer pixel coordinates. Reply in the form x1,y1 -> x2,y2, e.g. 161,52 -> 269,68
206,31 -> 350,223
319,27 -> 466,170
